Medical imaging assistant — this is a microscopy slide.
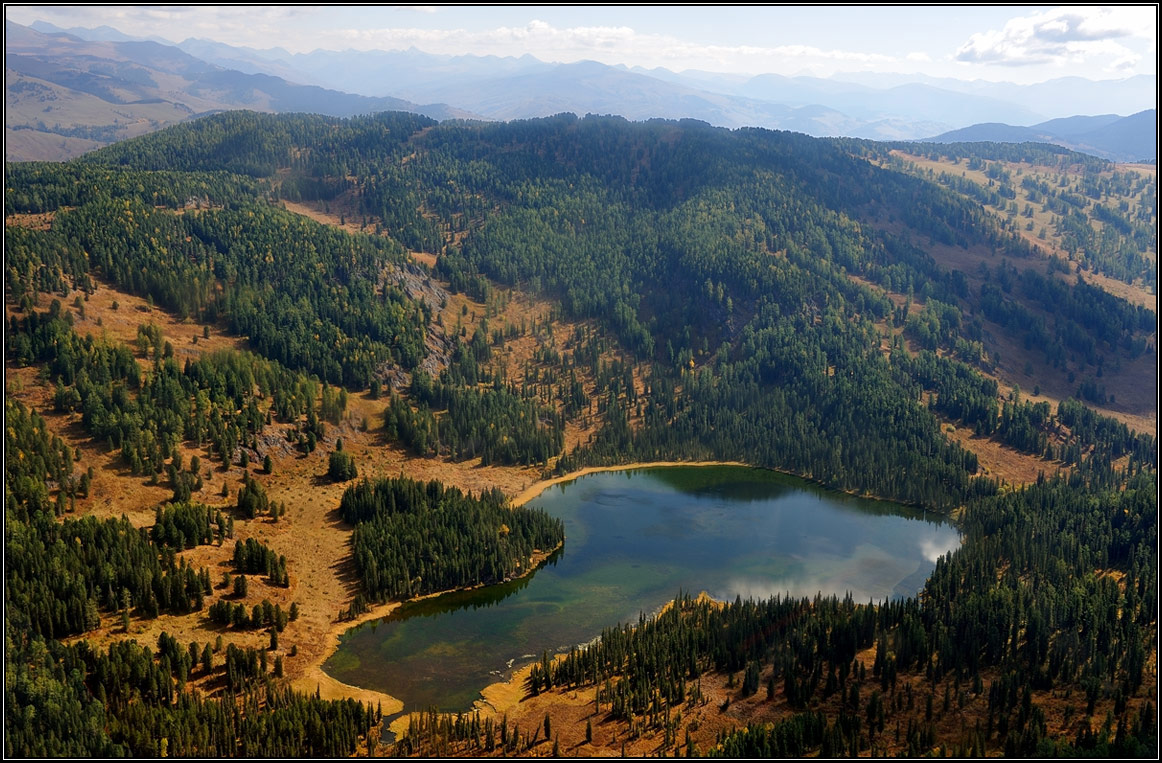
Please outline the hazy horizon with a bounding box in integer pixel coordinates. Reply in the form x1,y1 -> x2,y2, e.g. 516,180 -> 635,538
7,5 -> 1157,86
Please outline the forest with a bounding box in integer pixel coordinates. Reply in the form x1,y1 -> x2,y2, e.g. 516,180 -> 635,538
5,109 -> 1156,757
339,476 -> 564,606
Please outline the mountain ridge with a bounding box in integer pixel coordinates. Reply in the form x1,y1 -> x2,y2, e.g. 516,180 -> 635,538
11,19 -> 1157,162
924,110 -> 1157,162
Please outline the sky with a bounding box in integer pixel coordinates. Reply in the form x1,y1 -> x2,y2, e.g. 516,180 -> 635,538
6,5 -> 1157,84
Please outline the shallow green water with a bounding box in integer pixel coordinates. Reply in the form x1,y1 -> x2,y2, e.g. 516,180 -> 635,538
324,466 -> 959,711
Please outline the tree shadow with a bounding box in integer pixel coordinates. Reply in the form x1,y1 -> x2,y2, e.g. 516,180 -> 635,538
330,553 -> 364,600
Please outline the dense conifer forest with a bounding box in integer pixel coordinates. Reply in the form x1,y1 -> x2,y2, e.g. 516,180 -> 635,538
5,109 -> 1156,756
339,476 -> 564,606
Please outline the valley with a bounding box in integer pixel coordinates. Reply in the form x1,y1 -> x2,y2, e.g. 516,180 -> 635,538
5,110 -> 1156,758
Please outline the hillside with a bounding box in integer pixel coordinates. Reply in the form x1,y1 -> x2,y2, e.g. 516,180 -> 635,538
880,141 -> 1157,297
5,112 -> 1156,757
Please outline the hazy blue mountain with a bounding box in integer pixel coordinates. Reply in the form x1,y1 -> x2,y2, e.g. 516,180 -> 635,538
846,117 -> 955,142
1031,114 -> 1122,136
150,47 -> 882,136
835,71 -> 1156,121
739,76 -> 1043,126
29,19 -> 171,45
627,66 -> 751,93
55,29 -> 1073,141
923,109 -> 1156,162
410,59 -> 869,136
925,123 -> 1044,144
173,38 -> 322,85
1066,110 -> 1156,162
616,69 -> 1041,128
337,51 -> 1041,135
246,47 -> 554,101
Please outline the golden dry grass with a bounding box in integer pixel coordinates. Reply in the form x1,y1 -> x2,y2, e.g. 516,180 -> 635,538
5,277 -> 551,697
4,246 -> 647,710
886,151 -> 1157,310
6,211 -> 57,230
941,421 -> 1064,486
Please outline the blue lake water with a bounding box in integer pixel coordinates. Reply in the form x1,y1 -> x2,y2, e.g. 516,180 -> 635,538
324,466 -> 960,711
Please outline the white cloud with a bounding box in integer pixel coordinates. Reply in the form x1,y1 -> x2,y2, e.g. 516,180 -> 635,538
956,6 -> 1156,68
919,534 -> 958,565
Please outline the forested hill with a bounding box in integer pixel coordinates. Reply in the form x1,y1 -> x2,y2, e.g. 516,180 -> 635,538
6,110 -> 1156,757
67,110 -> 1154,501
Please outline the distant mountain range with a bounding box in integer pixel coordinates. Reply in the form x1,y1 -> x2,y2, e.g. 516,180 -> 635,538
5,21 -> 473,161
171,41 -> 1033,137
7,19 -> 1158,162
924,110 -> 1156,163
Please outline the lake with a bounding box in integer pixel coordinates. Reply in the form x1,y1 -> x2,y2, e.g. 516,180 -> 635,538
323,465 -> 960,711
